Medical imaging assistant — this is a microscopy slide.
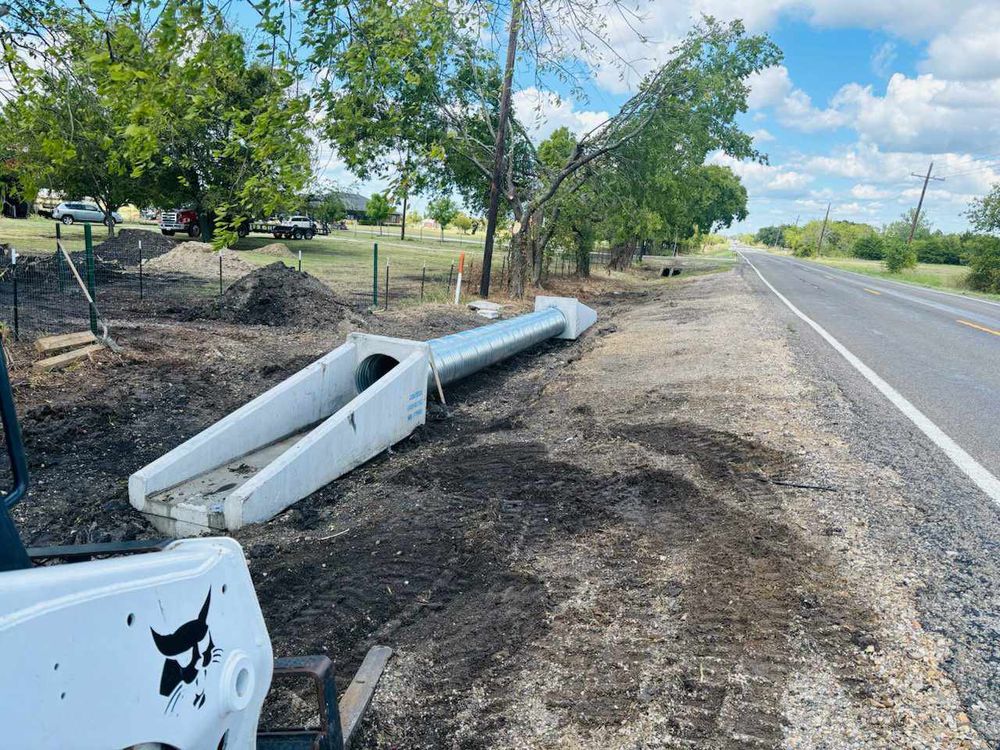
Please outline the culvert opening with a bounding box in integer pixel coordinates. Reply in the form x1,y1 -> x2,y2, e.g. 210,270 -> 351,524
355,353 -> 400,392
660,267 -> 683,277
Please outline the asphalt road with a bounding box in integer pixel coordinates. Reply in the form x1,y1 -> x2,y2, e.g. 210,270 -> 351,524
737,246 -> 1000,741
738,247 -> 1000,490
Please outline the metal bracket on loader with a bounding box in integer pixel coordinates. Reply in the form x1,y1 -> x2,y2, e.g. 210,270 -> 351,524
259,646 -> 393,750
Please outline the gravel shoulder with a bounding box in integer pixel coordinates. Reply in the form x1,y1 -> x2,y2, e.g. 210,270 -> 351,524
739,259 -> 1000,746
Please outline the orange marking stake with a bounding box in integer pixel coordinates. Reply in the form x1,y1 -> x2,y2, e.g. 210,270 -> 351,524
454,252 -> 466,304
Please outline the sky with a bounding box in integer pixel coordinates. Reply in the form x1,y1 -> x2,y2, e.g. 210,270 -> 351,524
319,1 -> 1000,234
528,0 -> 1000,235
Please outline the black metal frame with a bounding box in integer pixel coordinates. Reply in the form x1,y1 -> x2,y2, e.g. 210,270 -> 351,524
0,345 -> 31,572
258,655 -> 345,750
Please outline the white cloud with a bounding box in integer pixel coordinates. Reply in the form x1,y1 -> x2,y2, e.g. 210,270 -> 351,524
751,128 -> 775,143
832,74 -> 1000,153
921,4 -> 1000,81
871,42 -> 897,78
748,66 -> 847,132
512,88 -> 610,141
850,184 -> 894,200
709,153 -> 814,196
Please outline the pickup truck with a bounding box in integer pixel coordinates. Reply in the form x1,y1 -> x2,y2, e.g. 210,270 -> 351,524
160,209 -> 250,238
272,216 -> 317,240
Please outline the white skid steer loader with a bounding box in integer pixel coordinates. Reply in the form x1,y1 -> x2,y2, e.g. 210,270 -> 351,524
0,348 -> 390,749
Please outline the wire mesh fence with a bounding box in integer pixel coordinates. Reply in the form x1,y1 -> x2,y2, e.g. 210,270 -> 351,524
0,221 -> 612,341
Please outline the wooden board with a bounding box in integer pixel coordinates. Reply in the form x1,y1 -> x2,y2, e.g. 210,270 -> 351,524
35,330 -> 96,354
34,343 -> 104,372
339,645 -> 393,747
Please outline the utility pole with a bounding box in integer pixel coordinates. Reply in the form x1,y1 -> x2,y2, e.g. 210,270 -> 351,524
816,204 -> 831,256
479,0 -> 522,298
907,162 -> 945,246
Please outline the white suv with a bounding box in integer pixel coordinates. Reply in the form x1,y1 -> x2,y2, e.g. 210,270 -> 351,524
51,202 -> 124,226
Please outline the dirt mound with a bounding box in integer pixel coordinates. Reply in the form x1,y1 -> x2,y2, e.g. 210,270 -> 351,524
253,242 -> 294,258
208,262 -> 354,327
145,242 -> 255,278
94,229 -> 177,261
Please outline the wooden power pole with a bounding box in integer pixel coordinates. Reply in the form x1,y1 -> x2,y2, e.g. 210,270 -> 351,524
816,204 -> 831,256
907,162 -> 945,246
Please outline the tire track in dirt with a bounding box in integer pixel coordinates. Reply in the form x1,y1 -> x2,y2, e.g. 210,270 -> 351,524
341,414 -> 883,748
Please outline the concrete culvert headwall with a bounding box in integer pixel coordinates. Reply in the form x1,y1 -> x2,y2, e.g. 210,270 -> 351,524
355,353 -> 400,392
130,295 -> 598,535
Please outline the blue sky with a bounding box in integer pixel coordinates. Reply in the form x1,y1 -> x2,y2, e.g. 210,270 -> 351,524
321,1 -> 1000,234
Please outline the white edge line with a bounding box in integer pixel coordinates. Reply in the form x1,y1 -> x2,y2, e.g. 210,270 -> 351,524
739,250 -> 1000,505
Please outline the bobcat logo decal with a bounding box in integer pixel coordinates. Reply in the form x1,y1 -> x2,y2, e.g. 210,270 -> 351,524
151,590 -> 223,712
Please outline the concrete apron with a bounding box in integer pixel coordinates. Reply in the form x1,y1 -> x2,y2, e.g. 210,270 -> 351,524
128,297 -> 596,537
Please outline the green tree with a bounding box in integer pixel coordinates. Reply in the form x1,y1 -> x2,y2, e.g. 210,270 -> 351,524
755,226 -> 786,247
107,7 -> 312,245
968,186 -> 1000,233
306,10 -> 779,295
883,237 -> 918,273
1,15 -> 147,236
315,193 -> 347,224
853,234 -> 885,260
964,235 -> 1000,293
885,208 -> 932,243
686,165 -> 748,236
452,213 -> 474,234
964,188 -> 1000,288
366,193 -> 392,235
307,0 -> 455,240
427,196 -> 459,240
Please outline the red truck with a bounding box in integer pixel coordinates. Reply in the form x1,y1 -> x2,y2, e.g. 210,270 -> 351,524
159,208 -> 201,237
159,209 -> 250,238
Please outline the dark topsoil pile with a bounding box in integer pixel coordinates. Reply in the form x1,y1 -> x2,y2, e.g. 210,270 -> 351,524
94,228 -> 177,261
203,261 -> 357,327
4,229 -> 176,279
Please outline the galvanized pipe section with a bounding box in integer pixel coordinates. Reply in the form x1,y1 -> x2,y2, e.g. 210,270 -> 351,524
427,307 -> 567,386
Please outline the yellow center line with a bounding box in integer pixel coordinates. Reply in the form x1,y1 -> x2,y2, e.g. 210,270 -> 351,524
957,319 -> 1000,337
863,288 -> 881,296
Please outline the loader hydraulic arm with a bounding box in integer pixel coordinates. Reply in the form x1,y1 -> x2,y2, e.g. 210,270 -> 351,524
0,345 -> 31,572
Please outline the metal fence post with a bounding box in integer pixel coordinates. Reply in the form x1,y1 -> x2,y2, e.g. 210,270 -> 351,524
84,223 -> 98,335
55,223 -> 64,293
372,243 -> 379,307
384,259 -> 389,311
447,262 -> 454,292
11,249 -> 18,342
219,251 -> 223,295
420,265 -> 426,302
138,239 -> 144,300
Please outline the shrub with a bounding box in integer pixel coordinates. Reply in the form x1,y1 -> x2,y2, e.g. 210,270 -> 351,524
853,234 -> 884,260
964,235 -> 1000,293
883,238 -> 917,273
913,236 -> 964,265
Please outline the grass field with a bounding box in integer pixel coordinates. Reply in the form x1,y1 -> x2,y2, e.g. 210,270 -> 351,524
0,216 -> 507,305
759,248 -> 1000,303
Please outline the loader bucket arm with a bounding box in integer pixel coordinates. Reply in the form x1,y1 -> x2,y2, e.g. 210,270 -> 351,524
0,345 -> 30,572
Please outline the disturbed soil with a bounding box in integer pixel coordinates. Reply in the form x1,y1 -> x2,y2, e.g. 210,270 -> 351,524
200,262 -> 360,327
144,240 -> 256,278
6,265 -> 993,748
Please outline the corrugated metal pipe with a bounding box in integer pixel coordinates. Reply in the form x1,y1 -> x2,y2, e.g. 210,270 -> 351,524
353,297 -> 596,393
427,307 -> 567,386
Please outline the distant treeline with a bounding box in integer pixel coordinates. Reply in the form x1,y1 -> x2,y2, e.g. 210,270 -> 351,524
749,210 -> 1000,293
